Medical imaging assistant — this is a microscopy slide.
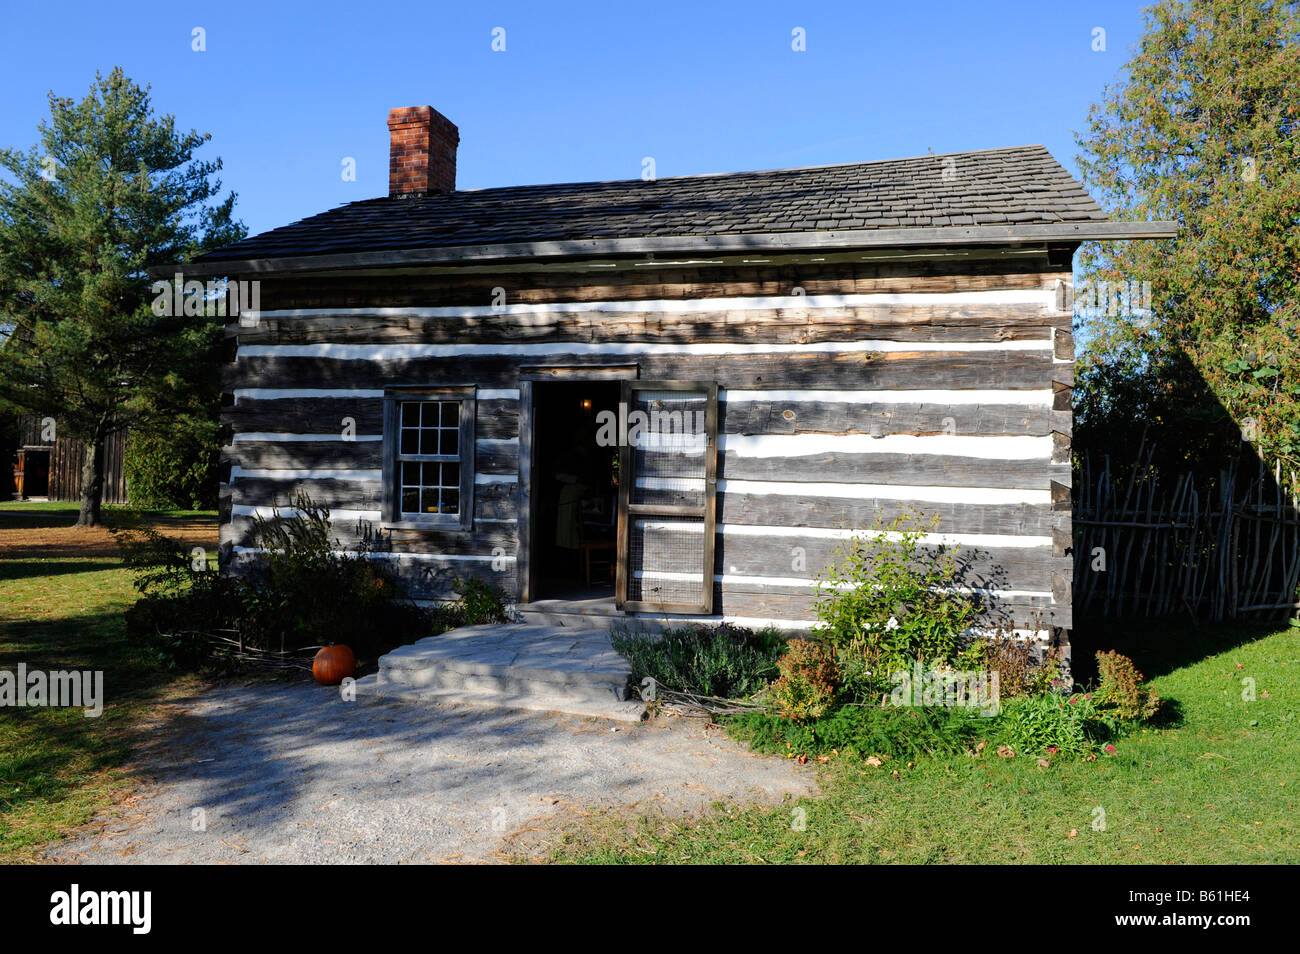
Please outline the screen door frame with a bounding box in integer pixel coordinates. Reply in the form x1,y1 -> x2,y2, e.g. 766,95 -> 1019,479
615,379 -> 718,614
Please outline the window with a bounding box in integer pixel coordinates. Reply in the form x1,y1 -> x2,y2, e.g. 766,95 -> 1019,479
382,389 -> 475,529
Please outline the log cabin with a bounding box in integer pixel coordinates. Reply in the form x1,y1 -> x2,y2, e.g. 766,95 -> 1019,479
167,104 -> 1175,658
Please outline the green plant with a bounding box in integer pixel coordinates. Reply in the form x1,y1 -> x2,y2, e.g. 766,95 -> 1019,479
813,509 -> 978,692
769,638 -> 839,721
995,693 -> 1115,757
1094,650 -> 1161,722
727,703 -> 985,761
957,633 -> 1063,699
610,623 -> 784,699
121,492 -> 428,668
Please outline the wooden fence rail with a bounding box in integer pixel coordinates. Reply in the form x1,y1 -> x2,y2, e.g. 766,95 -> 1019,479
1074,448 -> 1300,622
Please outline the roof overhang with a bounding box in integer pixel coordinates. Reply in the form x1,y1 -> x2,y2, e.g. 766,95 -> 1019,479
153,220 -> 1178,278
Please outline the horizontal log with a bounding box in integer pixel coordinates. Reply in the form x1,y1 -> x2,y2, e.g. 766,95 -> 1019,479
229,474 -> 517,523
225,350 -> 1057,392
228,397 -> 518,440
718,493 -> 1065,536
714,533 -> 1070,591
231,304 -> 1059,347
227,438 -> 517,474
721,401 -> 1068,438
718,452 -> 1069,489
252,261 -> 1068,310
712,585 -> 1070,629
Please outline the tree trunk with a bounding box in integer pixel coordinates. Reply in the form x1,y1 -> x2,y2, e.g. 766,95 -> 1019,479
76,436 -> 107,527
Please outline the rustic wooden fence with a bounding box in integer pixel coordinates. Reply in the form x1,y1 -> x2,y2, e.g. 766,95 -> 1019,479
1074,448 -> 1300,622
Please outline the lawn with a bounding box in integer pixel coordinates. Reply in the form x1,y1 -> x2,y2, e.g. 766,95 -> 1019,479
538,622 -> 1300,864
0,501 -> 216,861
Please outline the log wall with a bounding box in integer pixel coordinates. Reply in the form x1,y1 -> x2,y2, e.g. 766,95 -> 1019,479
221,253 -> 1075,633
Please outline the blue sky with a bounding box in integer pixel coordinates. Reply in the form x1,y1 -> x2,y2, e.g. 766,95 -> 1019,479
1,1 -> 1149,238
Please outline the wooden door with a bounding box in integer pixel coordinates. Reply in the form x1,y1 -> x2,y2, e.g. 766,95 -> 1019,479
616,381 -> 718,614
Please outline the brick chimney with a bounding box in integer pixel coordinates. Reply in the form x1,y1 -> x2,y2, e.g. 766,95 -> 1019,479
387,105 -> 459,197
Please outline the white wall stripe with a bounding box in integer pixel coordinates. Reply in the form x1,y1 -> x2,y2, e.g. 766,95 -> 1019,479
231,433 -> 382,443
720,433 -> 1052,459
227,468 -> 1050,507
230,546 -> 513,564
230,467 -> 381,482
238,339 -> 1051,360
251,289 -> 1055,320
639,476 -> 1051,505
232,387 -> 521,402
234,388 -> 385,401
475,473 -> 518,484
720,389 -> 1053,405
231,505 -> 381,522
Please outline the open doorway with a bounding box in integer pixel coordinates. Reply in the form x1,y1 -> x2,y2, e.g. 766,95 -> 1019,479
531,380 -> 621,601
14,447 -> 51,500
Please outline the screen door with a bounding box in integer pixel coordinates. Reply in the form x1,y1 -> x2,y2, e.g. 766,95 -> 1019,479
616,381 -> 718,614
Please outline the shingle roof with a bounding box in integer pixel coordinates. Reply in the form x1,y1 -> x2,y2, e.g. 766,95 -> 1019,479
195,145 -> 1108,266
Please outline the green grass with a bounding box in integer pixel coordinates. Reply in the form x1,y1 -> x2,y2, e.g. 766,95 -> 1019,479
542,623 -> 1300,864
0,505 -> 212,860
0,499 -> 217,519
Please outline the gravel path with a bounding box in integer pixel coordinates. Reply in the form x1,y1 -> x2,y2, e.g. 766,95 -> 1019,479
42,681 -> 814,864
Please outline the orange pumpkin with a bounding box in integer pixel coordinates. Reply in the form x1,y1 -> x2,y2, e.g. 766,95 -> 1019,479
313,644 -> 356,685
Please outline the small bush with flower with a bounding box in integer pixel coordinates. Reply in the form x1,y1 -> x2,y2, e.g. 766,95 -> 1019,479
729,509 -> 1165,763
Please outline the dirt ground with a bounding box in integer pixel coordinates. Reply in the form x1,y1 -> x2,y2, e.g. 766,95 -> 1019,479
0,509 -> 217,560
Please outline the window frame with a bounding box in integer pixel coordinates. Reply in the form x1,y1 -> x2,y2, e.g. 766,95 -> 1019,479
381,387 -> 476,531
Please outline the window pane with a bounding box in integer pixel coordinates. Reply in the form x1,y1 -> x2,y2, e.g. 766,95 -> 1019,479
400,488 -> 419,514
441,489 -> 459,515
441,402 -> 459,427
400,428 -> 418,455
419,428 -> 438,455
421,487 -> 440,513
443,462 -> 460,488
401,402 -> 419,427
440,428 -> 459,456
402,461 -> 420,485
420,461 -> 438,486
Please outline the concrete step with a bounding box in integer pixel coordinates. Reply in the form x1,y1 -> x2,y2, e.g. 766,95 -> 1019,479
358,622 -> 646,723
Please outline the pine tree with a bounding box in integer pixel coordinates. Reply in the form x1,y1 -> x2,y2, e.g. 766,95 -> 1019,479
0,68 -> 244,525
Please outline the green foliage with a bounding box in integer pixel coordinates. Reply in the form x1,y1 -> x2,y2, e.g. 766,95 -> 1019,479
0,68 -> 244,525
956,634 -> 1064,700
769,638 -> 839,721
1094,650 -> 1162,722
994,693 -> 1117,758
813,508 -> 979,691
610,623 -> 785,699
1074,0 -> 1300,473
429,577 -> 513,633
727,703 -> 986,761
124,416 -> 219,510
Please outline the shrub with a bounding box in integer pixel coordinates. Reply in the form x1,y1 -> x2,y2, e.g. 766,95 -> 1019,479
956,633 -> 1063,700
995,693 -> 1115,757
769,638 -> 839,721
1094,650 -> 1161,722
611,622 -> 784,699
430,577 -> 513,633
813,509 -> 978,693
121,493 -> 429,669
727,703 -> 985,760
